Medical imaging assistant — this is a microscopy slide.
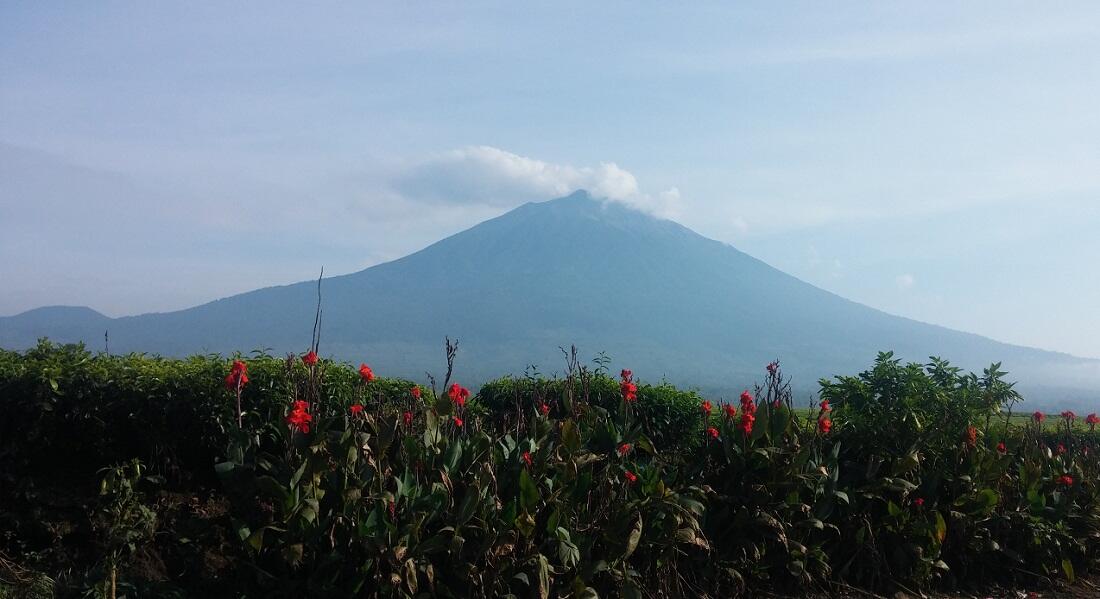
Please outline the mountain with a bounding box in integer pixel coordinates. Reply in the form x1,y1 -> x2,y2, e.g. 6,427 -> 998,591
3,191 -> 1098,405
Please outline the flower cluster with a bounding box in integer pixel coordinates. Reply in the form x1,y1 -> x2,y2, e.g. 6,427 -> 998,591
302,351 -> 318,367
224,359 -> 249,390
965,425 -> 978,448
286,400 -> 313,433
620,369 -> 637,403
739,390 -> 756,436
448,383 -> 471,407
358,363 -> 374,382
1088,413 -> 1100,431
349,403 -> 364,417
1033,411 -> 1046,423
1061,410 -> 1077,424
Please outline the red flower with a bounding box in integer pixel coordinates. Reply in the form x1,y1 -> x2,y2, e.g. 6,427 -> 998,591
739,412 -> 756,436
818,417 -> 833,435
620,369 -> 633,382
740,390 -> 756,415
225,360 -> 249,390
522,451 -> 533,467
620,380 -> 638,403
349,403 -> 364,417
1057,475 -> 1074,486
1033,411 -> 1046,423
1087,413 -> 1100,430
403,411 -> 413,427
302,351 -> 318,366
819,399 -> 831,413
286,401 -> 313,433
965,426 -> 977,448
1061,410 -> 1077,424
997,441 -> 1007,454
453,416 -> 464,427
388,500 -> 396,520
447,383 -> 470,407
913,497 -> 925,508
358,363 -> 374,382
411,386 -> 422,400
701,400 -> 712,416
624,470 -> 638,485
1056,443 -> 1066,455
766,361 -> 778,375
706,426 -> 719,440
723,404 -> 737,419
539,402 -> 550,416
617,443 -> 632,457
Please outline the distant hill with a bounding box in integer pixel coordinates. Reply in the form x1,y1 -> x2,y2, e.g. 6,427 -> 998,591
3,191 -> 1098,407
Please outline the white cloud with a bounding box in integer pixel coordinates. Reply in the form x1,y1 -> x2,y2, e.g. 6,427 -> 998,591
392,145 -> 679,217
896,273 -> 916,289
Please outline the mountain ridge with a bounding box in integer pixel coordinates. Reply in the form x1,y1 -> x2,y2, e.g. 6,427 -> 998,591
3,190 -> 1098,406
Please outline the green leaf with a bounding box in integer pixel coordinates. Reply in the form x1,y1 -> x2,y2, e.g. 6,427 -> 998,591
934,511 -> 947,545
1062,558 -> 1075,583
623,513 -> 642,559
519,468 -> 539,512
537,554 -> 551,599
561,419 -> 581,452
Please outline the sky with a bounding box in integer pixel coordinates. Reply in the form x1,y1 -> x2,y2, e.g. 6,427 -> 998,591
2,2 -> 1099,358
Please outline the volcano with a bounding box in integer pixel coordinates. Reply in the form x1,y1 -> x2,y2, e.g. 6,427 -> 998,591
3,191 -> 1098,405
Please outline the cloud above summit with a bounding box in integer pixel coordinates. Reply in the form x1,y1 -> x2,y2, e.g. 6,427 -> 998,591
392,146 -> 681,217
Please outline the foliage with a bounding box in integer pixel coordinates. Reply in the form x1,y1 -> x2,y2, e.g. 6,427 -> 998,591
2,342 -> 1100,597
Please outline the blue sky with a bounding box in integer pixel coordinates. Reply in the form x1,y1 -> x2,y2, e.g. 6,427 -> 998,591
2,2 -> 1099,358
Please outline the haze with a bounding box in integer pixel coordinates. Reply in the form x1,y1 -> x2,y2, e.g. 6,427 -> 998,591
2,2 -> 1099,358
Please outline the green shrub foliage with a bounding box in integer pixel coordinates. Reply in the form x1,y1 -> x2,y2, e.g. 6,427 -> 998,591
2,342 -> 1099,598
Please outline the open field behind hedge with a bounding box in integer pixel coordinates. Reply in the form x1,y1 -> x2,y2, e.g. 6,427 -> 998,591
2,341 -> 1099,598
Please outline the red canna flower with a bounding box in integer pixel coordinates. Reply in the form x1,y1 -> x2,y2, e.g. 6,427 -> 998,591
349,403 -> 364,417
706,426 -> 719,440
1061,410 -> 1077,424
965,426 -> 977,448
723,404 -> 737,419
358,363 -> 374,382
1033,411 -> 1045,423
913,497 -> 925,508
819,399 -> 831,413
403,411 -> 413,427
522,451 -> 533,467
740,390 -> 756,415
620,380 -> 638,403
302,351 -> 318,366
701,400 -> 712,416
539,402 -> 550,416
617,443 -> 632,457
225,359 -> 249,390
739,412 -> 756,436
818,417 -> 833,435
448,383 -> 470,407
411,386 -> 422,400
997,441 -> 1007,454
1057,475 -> 1074,486
453,416 -> 464,427
1056,443 -> 1066,455
620,369 -> 633,382
286,401 -> 313,433
624,470 -> 638,485
1087,413 -> 1100,431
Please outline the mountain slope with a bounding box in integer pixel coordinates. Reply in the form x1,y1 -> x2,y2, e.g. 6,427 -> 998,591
2,191 -> 1098,404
